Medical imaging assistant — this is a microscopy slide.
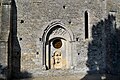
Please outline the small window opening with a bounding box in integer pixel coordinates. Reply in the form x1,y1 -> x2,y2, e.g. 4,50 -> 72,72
52,39 -> 62,49
85,11 -> 88,39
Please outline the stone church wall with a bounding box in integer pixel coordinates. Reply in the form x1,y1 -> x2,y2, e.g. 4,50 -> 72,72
0,0 -> 120,79
15,0 -> 107,74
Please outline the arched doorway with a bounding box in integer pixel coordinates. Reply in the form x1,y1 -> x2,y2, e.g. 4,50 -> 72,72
42,22 -> 73,70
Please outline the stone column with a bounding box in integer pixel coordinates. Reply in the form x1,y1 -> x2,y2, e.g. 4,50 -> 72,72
0,0 -> 11,79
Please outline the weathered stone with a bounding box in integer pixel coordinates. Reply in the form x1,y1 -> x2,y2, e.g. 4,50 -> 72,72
0,0 -> 120,79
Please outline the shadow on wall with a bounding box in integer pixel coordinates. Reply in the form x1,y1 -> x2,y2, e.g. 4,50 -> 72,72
81,14 -> 120,80
7,0 -> 32,79
0,64 -> 7,79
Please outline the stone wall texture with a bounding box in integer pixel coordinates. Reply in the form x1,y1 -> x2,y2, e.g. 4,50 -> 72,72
0,0 -> 120,79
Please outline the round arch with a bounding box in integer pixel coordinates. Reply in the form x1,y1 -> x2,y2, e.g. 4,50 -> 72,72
42,20 -> 74,42
42,21 -> 74,70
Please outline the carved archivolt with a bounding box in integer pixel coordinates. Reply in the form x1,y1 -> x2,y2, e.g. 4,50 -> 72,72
49,27 -> 70,41
52,28 -> 66,36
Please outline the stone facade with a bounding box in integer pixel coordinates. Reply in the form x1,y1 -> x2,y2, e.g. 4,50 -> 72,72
0,0 -> 120,79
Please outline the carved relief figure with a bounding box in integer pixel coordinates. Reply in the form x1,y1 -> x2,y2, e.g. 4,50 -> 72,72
53,50 -> 62,69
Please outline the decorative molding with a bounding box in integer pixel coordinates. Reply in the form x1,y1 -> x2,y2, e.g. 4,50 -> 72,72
52,28 -> 67,36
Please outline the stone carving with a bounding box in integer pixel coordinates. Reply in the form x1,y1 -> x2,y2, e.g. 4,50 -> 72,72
52,50 -> 62,69
52,28 -> 66,36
